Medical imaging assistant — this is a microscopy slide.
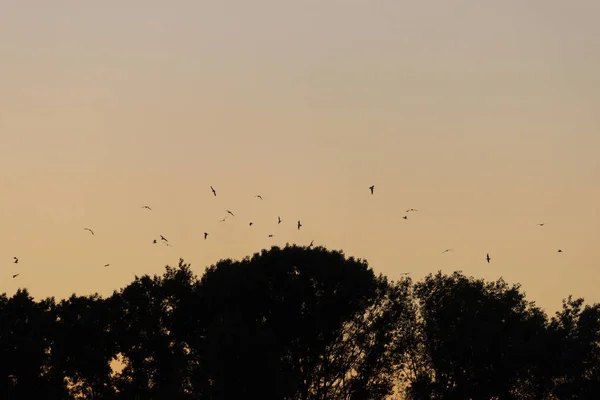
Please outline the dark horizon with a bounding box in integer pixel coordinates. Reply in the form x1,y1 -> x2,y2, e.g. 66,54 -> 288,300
2,244 -> 598,399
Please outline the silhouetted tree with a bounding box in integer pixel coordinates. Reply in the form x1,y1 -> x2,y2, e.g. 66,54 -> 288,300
548,295 -> 600,398
193,245 -> 409,399
403,271 -> 549,399
0,289 -> 57,399
109,260 -> 196,399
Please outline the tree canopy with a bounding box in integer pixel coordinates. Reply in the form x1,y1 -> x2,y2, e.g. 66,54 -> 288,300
1,244 -> 598,399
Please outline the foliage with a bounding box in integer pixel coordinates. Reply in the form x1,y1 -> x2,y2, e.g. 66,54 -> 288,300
0,245 -> 598,399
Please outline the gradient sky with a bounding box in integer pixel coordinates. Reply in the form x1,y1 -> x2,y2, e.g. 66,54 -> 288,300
1,1 -> 599,314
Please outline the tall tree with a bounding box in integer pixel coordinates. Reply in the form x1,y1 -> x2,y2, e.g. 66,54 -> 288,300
549,296 -> 600,398
405,271 -> 549,399
194,244 -> 407,399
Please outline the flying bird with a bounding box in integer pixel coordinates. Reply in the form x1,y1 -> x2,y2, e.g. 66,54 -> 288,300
297,220 -> 302,230
406,208 -> 418,213
104,264 -> 110,267
486,253 -> 491,263
369,185 -> 375,195
204,232 -> 209,240
402,216 -> 408,220
309,240 -> 314,247
254,195 -> 263,200
142,205 -> 151,210
537,223 -> 545,226
278,216 -> 281,224
12,274 -> 19,279
557,249 -> 563,253
160,235 -> 168,242
268,234 -> 274,238
210,186 -> 217,196
226,210 -> 235,217
13,257 -> 18,264
84,228 -> 94,235
399,272 -> 411,276
219,216 -> 228,223
152,239 -> 157,244
249,222 -> 253,226
441,249 -> 453,254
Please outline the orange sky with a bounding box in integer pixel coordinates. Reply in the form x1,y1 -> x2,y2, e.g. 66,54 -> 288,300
1,1 -> 599,313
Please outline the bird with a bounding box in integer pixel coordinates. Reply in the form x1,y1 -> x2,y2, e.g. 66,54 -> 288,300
486,253 -> 491,263
12,274 -> 19,279
142,205 -> 151,210
226,210 -> 235,217
268,234 -> 274,238
297,220 -> 302,230
152,239 -> 157,244
537,223 -> 545,226
219,216 -> 228,223
278,216 -> 282,224
369,185 -> 375,195
13,257 -> 18,264
249,222 -> 253,226
254,195 -> 263,200
441,249 -> 453,254
399,272 -> 411,276
204,232 -> 209,240
160,235 -> 168,242
104,264 -> 110,268
406,208 -> 418,213
558,249 -> 563,253
84,228 -> 94,235
402,216 -> 408,220
210,186 -> 217,196
309,240 -> 314,247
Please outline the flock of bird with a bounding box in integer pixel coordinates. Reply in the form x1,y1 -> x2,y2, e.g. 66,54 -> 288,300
7,184 -> 563,280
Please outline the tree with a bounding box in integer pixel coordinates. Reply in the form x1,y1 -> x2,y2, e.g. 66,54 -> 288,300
549,296 -> 600,398
109,259 -> 197,399
404,271 -> 549,399
193,244 -> 409,399
0,289 -> 57,399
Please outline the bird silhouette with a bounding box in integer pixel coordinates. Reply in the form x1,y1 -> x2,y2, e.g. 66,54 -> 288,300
219,216 -> 228,223
226,210 -> 235,217
309,240 -> 314,247
278,216 -> 282,224
369,185 -> 375,195
486,253 -> 491,263
13,257 -> 18,264
402,216 -> 408,220
441,249 -> 453,254
142,205 -> 151,210
558,249 -> 563,253
537,223 -> 545,226
249,222 -> 253,226
152,239 -> 157,244
268,234 -> 274,238
254,195 -> 263,200
297,220 -> 302,230
399,272 -> 411,275
12,274 -> 19,279
204,232 -> 209,240
210,186 -> 217,196
84,228 -> 94,235
406,208 -> 418,213
160,235 -> 168,242
104,264 -> 110,267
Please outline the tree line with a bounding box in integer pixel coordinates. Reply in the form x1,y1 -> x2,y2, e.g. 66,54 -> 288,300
1,245 -> 598,399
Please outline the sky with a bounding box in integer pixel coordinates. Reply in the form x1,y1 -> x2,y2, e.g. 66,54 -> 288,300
1,1 -> 599,314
